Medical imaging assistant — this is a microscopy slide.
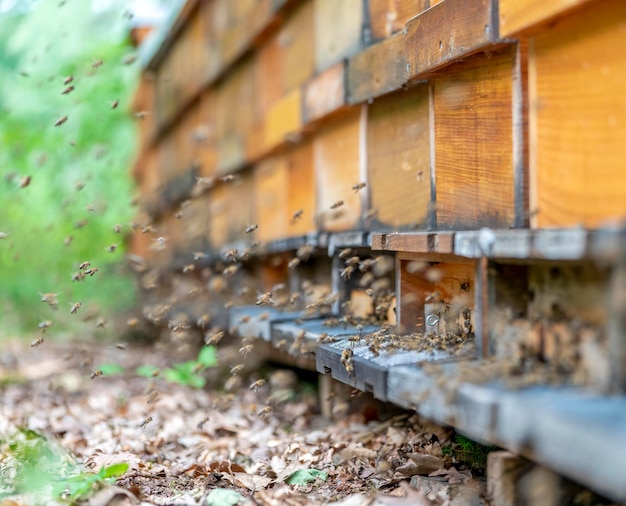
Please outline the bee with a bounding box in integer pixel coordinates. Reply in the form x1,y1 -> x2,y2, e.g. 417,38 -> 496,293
330,200 -> 344,210
70,302 -> 82,314
106,243 -> 118,253
54,115 -> 68,127
40,292 -> 60,307
296,244 -> 314,261
257,405 -> 273,418
239,315 -> 251,324
341,348 -> 354,375
0,232 -> 8,239
193,251 -> 207,261
223,264 -> 239,277
169,321 -> 190,333
345,256 -> 361,267
122,53 -> 138,65
256,292 -> 273,306
245,224 -> 259,233
75,182 -> 85,191
197,314 -> 211,329
197,416 -> 209,429
79,261 -> 91,270
92,59 -> 104,69
292,209 -> 303,223
146,391 -> 159,404
239,344 -> 254,358
258,312 -> 270,321
19,176 -> 31,188
63,75 -> 73,85
85,267 -> 100,277
139,416 -> 153,428
230,364 -> 245,375
205,330 -> 224,345
64,236 -> 73,246
225,301 -> 235,309
110,100 -> 119,109
31,337 -> 45,348
134,110 -> 150,119
71,271 -> 85,282
85,204 -> 96,214
352,182 -> 367,193
363,208 -> 378,222
182,264 -> 195,273
127,317 -> 138,327
225,249 -> 239,262
289,293 -> 300,305
95,318 -> 106,328
220,174 -> 238,183
61,85 -> 74,94
288,257 -> 301,269
249,379 -> 265,391
38,320 -> 53,332
341,265 -> 354,280
115,342 -> 127,350
90,369 -> 103,379
338,248 -> 353,259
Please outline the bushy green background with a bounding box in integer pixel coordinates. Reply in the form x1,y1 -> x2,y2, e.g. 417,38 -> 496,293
0,0 -> 143,337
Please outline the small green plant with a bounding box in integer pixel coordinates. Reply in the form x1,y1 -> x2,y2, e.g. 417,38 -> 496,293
286,469 -> 328,485
137,345 -> 218,388
53,462 -> 129,502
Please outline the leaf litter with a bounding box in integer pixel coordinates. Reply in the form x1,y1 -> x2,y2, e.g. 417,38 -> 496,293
0,338 -> 487,505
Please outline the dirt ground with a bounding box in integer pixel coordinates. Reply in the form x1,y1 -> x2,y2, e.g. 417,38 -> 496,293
0,335 -> 486,505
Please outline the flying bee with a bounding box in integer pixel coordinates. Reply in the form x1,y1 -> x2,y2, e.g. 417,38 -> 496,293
70,302 -> 82,314
169,321 -> 190,333
40,292 -> 60,307
291,209 -> 303,223
338,248 -> 353,259
90,369 -> 103,379
220,174 -> 238,183
193,251 -> 207,261
288,257 -> 301,269
257,405 -> 273,418
258,312 -> 270,321
146,391 -> 159,404
223,264 -> 239,277
79,261 -> 91,270
239,315 -> 251,324
95,318 -> 106,328
182,263 -> 195,273
85,204 -> 96,213
75,182 -> 85,191
134,110 -> 150,119
230,364 -> 245,375
256,292 -> 273,306
225,249 -> 239,262
330,200 -> 344,210
205,330 -> 224,345
139,416 -> 153,428
115,342 -> 127,350
289,293 -> 300,305
127,317 -> 138,327
85,267 -> 100,277
110,100 -> 119,109
72,271 -> 85,282
92,59 -> 104,69
63,75 -> 73,85
106,243 -> 117,253
31,337 -> 44,348
249,379 -> 265,391
296,244 -> 314,261
19,176 -> 31,188
197,314 -> 210,329
54,115 -> 68,127
245,224 -> 259,233
64,236 -> 73,246
341,265 -> 354,280
239,344 -> 254,359
345,256 -> 361,266
61,85 -> 74,94
38,320 -> 53,332
352,182 -> 366,193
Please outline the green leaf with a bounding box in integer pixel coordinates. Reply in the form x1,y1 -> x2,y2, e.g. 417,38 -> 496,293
285,469 -> 328,485
197,345 -> 218,367
98,462 -> 129,479
136,365 -> 160,378
206,488 -> 244,506
164,362 -> 206,388
99,363 -> 125,376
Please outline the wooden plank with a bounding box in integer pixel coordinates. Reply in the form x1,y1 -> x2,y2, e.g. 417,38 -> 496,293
280,0 -> 316,93
368,0 -> 430,41
367,85 -> 431,230
303,61 -> 348,124
404,0 -> 496,80
264,87 -> 302,150
314,0 -> 365,71
227,173 -> 255,244
254,155 -> 289,243
499,0 -> 595,37
286,141 -> 316,237
314,108 -> 364,232
434,48 -> 517,230
208,184 -> 228,249
196,91 -> 216,177
347,33 -> 408,104
529,0 -> 626,228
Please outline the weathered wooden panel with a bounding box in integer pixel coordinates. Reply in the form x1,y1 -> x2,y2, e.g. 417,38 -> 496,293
368,0 -> 430,41
132,74 -> 156,148
529,0 -> 626,228
195,91 -> 216,177
254,155 -> 289,243
367,85 -> 431,230
314,0 -> 365,71
303,62 -> 348,124
280,1 -> 316,93
207,184 -> 228,248
404,0 -> 496,80
434,48 -> 517,230
286,141 -> 316,237
348,33 -> 408,104
499,0 -> 594,37
314,108 -> 364,232
265,88 -> 302,150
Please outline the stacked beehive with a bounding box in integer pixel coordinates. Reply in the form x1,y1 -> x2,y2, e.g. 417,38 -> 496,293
129,1 -> 626,498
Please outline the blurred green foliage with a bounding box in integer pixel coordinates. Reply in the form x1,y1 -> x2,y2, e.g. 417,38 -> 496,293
0,0 -> 141,337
